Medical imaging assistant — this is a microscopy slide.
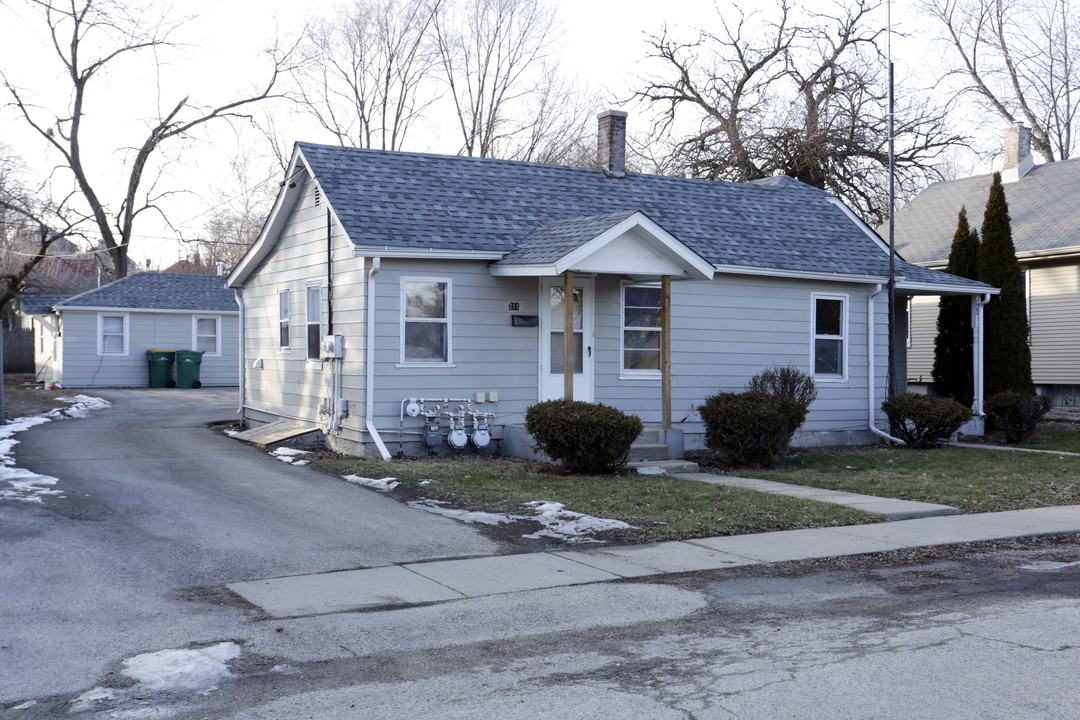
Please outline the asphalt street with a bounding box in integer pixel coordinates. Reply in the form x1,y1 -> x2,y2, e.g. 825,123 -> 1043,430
3,390 -> 1080,719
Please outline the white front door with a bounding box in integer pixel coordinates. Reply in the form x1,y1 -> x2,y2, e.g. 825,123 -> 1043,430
539,276 -> 594,402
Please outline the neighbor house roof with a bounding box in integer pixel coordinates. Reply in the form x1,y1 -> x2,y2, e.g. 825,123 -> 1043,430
233,142 -> 992,294
19,294 -> 70,315
54,272 -> 237,313
890,158 -> 1080,265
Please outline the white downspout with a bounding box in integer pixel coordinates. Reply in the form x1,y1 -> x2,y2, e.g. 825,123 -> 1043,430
868,284 -> 905,444
366,257 -> 391,461
972,293 -> 991,417
234,289 -> 245,424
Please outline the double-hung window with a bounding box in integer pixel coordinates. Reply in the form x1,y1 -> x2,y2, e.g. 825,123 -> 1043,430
193,316 -> 220,355
622,284 -> 663,375
812,294 -> 847,380
306,285 -> 322,361
279,290 -> 290,349
402,278 -> 451,364
99,313 -> 128,355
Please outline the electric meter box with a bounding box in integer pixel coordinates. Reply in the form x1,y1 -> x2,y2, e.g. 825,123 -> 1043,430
320,335 -> 345,359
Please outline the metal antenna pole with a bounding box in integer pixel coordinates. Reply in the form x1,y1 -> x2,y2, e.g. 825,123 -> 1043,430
887,0 -> 897,399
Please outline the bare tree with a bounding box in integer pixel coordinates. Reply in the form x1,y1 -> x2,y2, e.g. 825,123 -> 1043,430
924,0 -> 1080,161
433,0 -> 591,161
294,0 -> 442,149
1,0 -> 296,279
635,0 -> 964,224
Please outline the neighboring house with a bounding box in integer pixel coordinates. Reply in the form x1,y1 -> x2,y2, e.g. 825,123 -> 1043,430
21,272 -> 240,388
227,111 -> 993,460
893,124 -> 1080,406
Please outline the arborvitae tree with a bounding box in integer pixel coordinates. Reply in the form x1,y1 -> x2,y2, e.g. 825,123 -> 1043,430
932,207 -> 980,406
977,172 -> 1034,395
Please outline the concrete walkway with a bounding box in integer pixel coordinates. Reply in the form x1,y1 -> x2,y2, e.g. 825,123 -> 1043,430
229,504 -> 1080,618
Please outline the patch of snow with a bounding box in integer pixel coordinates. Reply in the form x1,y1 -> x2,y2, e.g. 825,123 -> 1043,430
1019,560 -> 1080,572
292,459 -> 309,466
53,394 -> 112,418
635,466 -> 666,475
419,479 -> 433,485
70,687 -> 120,712
408,498 -> 522,525
521,501 -> 633,543
10,700 -> 37,710
270,447 -> 310,464
343,474 -> 399,491
223,429 -> 241,437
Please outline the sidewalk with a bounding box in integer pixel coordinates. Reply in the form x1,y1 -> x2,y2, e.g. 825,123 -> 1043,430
229,500 -> 1080,618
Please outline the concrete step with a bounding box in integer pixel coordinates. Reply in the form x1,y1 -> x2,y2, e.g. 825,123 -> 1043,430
627,443 -> 670,462
627,459 -> 701,475
636,427 -> 664,444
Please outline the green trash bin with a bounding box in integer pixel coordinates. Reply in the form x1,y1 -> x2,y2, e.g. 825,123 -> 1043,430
146,350 -> 176,388
175,350 -> 206,389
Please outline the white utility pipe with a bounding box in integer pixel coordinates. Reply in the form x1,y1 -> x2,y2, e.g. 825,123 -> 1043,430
867,284 -> 905,444
365,258 -> 391,460
234,289 -> 245,424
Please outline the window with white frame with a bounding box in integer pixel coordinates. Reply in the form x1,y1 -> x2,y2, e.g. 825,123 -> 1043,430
306,285 -> 322,360
279,290 -> 290,348
622,284 -> 663,375
99,313 -> 128,355
193,316 -> 220,355
812,294 -> 847,379
402,278 -> 450,363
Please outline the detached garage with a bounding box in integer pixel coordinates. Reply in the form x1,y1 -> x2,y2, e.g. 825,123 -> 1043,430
26,272 -> 239,388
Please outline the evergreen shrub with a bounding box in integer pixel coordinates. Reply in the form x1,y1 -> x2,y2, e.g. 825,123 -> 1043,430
745,366 -> 818,411
525,399 -> 643,474
881,393 -> 971,448
698,391 -> 807,467
985,391 -> 1052,443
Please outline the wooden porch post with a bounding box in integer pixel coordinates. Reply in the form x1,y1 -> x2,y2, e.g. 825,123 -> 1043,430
564,270 -> 574,401
662,274 -> 672,427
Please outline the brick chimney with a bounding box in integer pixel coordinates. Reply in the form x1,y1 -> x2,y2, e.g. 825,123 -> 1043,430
597,110 -> 627,177
1003,122 -> 1034,183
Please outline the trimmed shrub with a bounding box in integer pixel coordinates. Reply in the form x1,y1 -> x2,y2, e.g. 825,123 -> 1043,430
698,391 -> 808,467
525,399 -> 643,474
881,393 -> 971,448
985,391 -> 1051,443
745,366 -> 818,412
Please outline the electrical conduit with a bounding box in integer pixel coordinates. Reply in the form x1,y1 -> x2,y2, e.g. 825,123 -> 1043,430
366,257 -> 391,460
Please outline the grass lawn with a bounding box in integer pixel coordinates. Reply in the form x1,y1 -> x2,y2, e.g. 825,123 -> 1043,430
306,452 -> 881,544
750,430 -> 1080,514
1009,423 -> 1080,454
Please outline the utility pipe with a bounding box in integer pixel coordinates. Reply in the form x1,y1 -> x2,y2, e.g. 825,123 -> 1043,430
867,284 -> 905,444
234,289 -> 246,424
972,293 -> 991,417
365,257 -> 391,460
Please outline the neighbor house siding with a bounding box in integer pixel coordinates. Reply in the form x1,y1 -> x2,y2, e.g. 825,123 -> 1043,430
239,175 -> 368,443
907,295 -> 938,385
56,310 -> 238,387
1029,262 -> 1080,385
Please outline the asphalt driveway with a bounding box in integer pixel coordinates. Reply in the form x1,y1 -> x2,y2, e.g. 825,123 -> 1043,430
0,388 -> 498,704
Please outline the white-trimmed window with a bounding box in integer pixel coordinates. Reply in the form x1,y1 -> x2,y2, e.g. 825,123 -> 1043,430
306,285 -> 322,361
193,316 -> 220,356
401,277 -> 451,364
279,290 -> 290,349
98,313 -> 128,355
622,284 -> 662,376
812,294 -> 847,380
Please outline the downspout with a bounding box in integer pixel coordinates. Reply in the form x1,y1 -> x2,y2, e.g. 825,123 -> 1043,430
365,257 -> 391,461
972,293 -> 991,417
234,289 -> 245,424
868,284 -> 905,444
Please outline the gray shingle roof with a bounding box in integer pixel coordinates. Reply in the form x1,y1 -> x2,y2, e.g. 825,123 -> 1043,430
20,294 -> 70,315
298,142 -> 965,285
55,273 -> 237,312
888,159 -> 1080,264
497,210 -> 641,265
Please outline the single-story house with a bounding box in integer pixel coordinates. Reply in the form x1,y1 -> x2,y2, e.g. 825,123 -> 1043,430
227,111 -> 993,460
893,123 -> 1080,406
22,272 -> 240,388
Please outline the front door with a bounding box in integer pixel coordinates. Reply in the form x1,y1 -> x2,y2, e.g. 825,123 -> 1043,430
539,276 -> 594,402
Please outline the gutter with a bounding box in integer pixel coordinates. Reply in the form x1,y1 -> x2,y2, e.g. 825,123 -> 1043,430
365,257 -> 391,461
867,284 -> 905,444
234,289 -> 245,424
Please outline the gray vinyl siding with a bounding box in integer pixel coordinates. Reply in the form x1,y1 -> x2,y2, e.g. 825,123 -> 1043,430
907,295 -> 938,384
1029,261 -> 1080,385
239,175 -> 368,441
55,310 -> 238,387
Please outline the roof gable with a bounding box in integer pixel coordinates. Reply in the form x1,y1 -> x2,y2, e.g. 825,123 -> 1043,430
55,273 -> 237,312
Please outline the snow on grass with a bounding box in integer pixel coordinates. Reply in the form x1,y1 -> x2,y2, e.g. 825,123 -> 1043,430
1019,560 -> 1080,571
343,474 -> 399,491
71,642 -> 241,713
408,498 -> 633,543
270,447 -> 311,465
0,395 -> 109,503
